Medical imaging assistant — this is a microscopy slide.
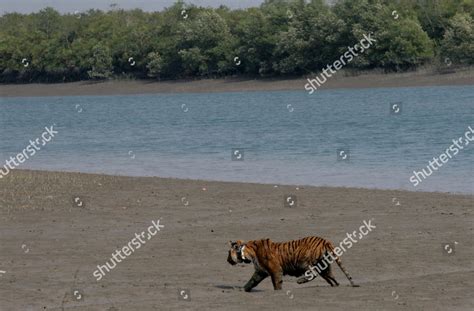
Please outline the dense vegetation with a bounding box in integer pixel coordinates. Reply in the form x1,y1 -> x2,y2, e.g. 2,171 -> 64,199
0,0 -> 472,83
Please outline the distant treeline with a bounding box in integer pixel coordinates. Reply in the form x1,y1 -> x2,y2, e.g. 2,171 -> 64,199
0,0 -> 472,83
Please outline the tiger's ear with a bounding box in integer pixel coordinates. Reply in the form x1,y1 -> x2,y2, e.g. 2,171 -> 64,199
228,241 -> 234,247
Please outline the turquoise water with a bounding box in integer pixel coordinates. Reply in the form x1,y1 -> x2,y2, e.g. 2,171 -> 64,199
1,86 -> 473,193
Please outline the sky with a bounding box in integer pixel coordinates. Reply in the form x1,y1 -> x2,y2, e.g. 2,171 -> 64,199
0,0 -> 264,14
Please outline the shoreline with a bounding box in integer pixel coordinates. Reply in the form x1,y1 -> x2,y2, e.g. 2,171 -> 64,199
1,69 -> 473,97
5,169 -> 473,196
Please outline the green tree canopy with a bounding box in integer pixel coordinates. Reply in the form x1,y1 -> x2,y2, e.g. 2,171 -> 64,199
0,0 -> 470,83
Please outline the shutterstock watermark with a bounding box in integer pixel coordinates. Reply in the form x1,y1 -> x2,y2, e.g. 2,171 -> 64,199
93,219 -> 164,281
305,33 -> 376,94
0,125 -> 58,179
410,126 -> 473,187
304,219 -> 376,281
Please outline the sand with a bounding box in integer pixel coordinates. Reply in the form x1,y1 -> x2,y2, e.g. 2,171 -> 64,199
1,69 -> 473,97
0,169 -> 472,310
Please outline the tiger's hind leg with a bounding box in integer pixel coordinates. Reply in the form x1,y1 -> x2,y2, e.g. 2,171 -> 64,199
297,276 -> 312,284
319,265 -> 336,286
310,257 -> 337,287
320,264 -> 339,287
296,267 -> 337,286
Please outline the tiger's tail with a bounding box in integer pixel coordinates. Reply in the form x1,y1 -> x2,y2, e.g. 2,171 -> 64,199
325,241 -> 360,287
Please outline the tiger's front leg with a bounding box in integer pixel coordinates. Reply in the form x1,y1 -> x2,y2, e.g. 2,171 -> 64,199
244,270 -> 268,292
270,271 -> 283,290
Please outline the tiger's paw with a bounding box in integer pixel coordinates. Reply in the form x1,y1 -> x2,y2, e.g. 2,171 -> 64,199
244,286 -> 253,292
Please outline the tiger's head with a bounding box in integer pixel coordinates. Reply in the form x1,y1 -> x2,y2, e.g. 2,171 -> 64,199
227,240 -> 252,265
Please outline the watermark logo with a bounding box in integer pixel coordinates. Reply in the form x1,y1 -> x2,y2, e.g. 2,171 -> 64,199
181,196 -> 189,206
181,104 -> 189,113
305,33 -> 376,94
284,195 -> 297,208
128,57 -> 136,66
234,56 -> 241,66
21,58 -> 29,67
181,9 -> 188,19
93,219 -> 164,281
73,289 -> 84,301
232,148 -> 244,161
178,288 -> 191,301
442,242 -> 458,255
72,196 -> 85,208
0,125 -> 58,179
390,102 -> 402,115
337,148 -> 350,162
444,57 -> 452,67
286,104 -> 294,112
303,219 -> 375,282
128,151 -> 136,159
410,126 -> 473,187
391,290 -> 399,300
286,290 -> 294,299
391,197 -> 401,206
21,244 -> 30,253
391,10 -> 399,19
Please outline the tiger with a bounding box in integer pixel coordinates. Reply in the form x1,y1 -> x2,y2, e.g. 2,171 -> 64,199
227,236 -> 359,292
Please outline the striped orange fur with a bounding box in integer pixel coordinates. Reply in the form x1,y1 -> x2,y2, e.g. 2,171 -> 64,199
227,237 -> 358,291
